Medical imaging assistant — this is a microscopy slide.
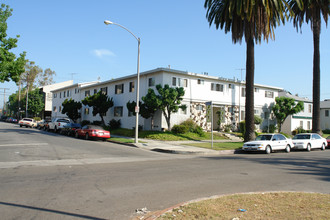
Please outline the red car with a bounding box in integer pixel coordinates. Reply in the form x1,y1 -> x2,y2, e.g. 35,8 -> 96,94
326,136 -> 330,148
75,125 -> 110,141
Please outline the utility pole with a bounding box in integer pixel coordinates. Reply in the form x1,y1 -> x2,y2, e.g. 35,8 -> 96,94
0,88 -> 10,115
236,68 -> 245,124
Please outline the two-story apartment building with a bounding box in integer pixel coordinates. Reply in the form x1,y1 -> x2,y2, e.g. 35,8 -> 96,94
279,91 -> 313,134
320,99 -> 330,130
51,68 -> 283,131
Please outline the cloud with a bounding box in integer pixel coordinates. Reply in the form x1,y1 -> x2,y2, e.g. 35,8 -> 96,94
92,49 -> 115,58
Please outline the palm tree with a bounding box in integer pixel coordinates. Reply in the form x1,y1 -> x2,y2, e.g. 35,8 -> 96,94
288,0 -> 329,134
204,0 -> 288,141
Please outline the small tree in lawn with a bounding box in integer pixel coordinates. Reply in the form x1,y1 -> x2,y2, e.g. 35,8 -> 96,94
272,97 -> 304,132
82,91 -> 113,125
155,84 -> 186,131
141,88 -> 160,130
62,98 -> 82,122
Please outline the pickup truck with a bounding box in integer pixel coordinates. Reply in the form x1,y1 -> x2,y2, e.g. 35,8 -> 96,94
48,118 -> 72,133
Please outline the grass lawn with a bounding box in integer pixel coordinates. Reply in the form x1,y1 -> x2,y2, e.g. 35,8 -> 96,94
155,192 -> 330,220
183,142 -> 243,151
111,128 -> 229,141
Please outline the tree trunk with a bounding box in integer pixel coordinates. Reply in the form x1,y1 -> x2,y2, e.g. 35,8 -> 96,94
244,37 -> 256,142
312,16 -> 321,134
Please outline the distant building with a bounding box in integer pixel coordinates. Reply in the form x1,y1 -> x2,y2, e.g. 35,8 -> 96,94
279,91 -> 312,134
39,80 -> 74,119
320,100 -> 330,131
51,68 -> 283,131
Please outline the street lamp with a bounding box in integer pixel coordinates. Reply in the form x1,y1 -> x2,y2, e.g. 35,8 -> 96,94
104,20 -> 140,144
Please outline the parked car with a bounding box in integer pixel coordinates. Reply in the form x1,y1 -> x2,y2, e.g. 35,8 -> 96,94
37,119 -> 51,130
242,133 -> 293,154
292,133 -> 326,151
61,123 -> 82,136
1,115 -> 8,121
75,125 -> 110,141
18,118 -> 37,128
6,117 -> 17,123
326,136 -> 330,148
48,118 -> 72,133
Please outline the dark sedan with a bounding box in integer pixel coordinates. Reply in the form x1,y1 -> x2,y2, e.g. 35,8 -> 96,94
61,123 -> 82,136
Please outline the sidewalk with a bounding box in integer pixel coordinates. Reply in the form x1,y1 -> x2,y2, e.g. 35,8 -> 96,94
110,134 -> 243,155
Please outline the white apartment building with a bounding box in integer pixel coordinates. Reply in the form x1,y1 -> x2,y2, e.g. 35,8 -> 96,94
51,68 -> 283,131
279,91 -> 313,134
320,100 -> 330,131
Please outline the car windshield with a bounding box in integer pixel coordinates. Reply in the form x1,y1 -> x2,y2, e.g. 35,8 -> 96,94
255,135 -> 272,141
293,134 -> 311,140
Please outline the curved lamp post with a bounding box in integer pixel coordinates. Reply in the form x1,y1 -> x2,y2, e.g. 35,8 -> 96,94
104,20 -> 140,144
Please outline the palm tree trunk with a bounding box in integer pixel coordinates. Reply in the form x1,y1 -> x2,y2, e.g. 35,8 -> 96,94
312,16 -> 321,134
244,37 -> 256,142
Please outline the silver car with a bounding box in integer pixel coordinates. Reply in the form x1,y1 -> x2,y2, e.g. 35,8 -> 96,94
292,133 -> 326,151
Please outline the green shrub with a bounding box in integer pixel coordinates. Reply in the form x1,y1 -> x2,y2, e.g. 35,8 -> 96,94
33,117 -> 41,121
322,129 -> 330,134
109,119 -> 121,130
262,124 -> 277,133
224,124 -> 232,132
239,121 -> 245,136
172,125 -> 189,134
194,126 -> 205,137
180,119 -> 196,132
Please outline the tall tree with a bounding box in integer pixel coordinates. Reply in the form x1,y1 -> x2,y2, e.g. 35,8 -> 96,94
62,98 -> 82,122
0,4 -> 26,83
288,0 -> 329,134
24,88 -> 44,117
204,0 -> 288,141
272,96 -> 304,132
20,61 -> 42,91
155,84 -> 186,131
82,91 -> 113,125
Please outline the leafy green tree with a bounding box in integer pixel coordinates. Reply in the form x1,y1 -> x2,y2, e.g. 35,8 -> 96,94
141,88 -> 160,130
7,91 -> 20,116
272,97 -> 304,132
0,4 -> 26,83
155,84 -> 186,131
204,0 -> 288,141
23,88 -> 44,117
288,0 -> 329,134
126,100 -> 141,117
82,91 -> 113,125
62,98 -> 82,122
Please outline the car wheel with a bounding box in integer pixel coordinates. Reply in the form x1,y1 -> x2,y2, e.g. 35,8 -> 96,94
285,145 -> 291,153
265,146 -> 271,154
54,126 -> 58,133
307,144 -> 311,152
85,133 -> 89,140
321,143 -> 325,151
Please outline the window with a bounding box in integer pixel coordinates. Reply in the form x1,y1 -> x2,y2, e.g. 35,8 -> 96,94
85,90 -> 90,97
115,84 -> 124,94
211,83 -> 223,92
300,121 -> 303,127
53,106 -> 57,112
84,108 -> 89,115
63,91 -> 66,98
67,90 -> 70,97
60,92 -> 62,98
114,106 -> 123,117
326,110 -> 329,117
241,88 -> 246,97
129,82 -> 135,92
196,105 -> 203,111
241,110 -> 245,121
179,78 -> 188,87
228,84 -> 234,89
172,77 -> 177,86
308,104 -> 312,113
265,91 -> 274,98
197,79 -> 204,85
101,87 -> 107,95
94,89 -> 97,94
307,121 -> 311,130
148,78 -> 155,87
59,106 -> 62,112
75,88 -> 79,94
255,88 -> 260,92
254,109 -> 259,114
53,93 -> 57,98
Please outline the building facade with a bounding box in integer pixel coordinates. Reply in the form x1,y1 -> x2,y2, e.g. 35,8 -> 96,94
279,91 -> 313,134
320,100 -> 330,131
51,68 -> 283,131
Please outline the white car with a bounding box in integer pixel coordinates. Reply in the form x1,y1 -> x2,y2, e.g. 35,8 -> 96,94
18,118 -> 37,128
292,133 -> 326,151
243,134 -> 293,154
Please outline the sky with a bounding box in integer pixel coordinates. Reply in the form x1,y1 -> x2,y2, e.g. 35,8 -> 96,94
0,0 -> 329,109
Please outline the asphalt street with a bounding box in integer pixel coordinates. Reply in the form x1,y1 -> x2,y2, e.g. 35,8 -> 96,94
0,122 -> 329,220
